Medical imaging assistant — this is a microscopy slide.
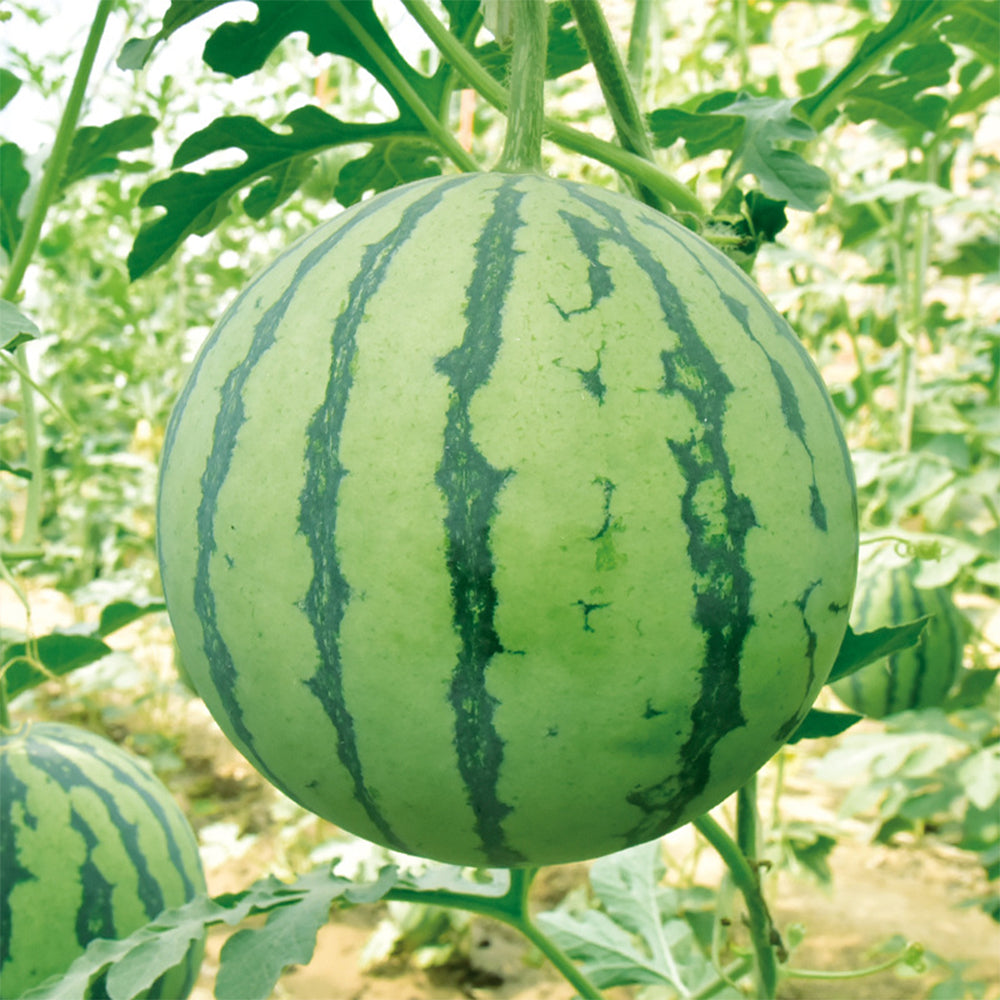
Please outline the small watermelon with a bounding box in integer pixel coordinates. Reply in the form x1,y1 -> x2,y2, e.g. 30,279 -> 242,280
833,545 -> 965,718
157,172 -> 858,867
0,722 -> 206,999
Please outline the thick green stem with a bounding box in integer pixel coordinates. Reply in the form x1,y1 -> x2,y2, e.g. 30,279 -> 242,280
2,0 -> 113,303
326,0 -> 479,174
694,814 -> 779,999
497,0 -> 548,173
569,0 -> 654,161
568,0 -> 664,210
401,0 -> 704,219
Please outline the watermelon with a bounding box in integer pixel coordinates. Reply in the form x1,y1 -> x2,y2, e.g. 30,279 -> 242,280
833,545 -> 965,718
157,172 -> 858,867
0,722 -> 206,999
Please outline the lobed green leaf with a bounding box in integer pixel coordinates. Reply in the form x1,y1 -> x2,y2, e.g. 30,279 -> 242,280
19,862 -> 513,1000
649,94 -> 829,212
127,107 -> 409,279
787,708 -> 863,744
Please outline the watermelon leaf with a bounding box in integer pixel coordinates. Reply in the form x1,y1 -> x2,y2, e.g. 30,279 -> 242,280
214,875 -> 356,1000
116,0 -> 230,70
841,40 -> 955,139
826,617 -> 930,685
97,598 -> 167,637
60,115 -> 157,189
786,708 -> 864,745
649,94 -> 830,211
2,599 -> 167,698
1,299 -> 40,351
104,925 -> 202,1000
1,633 -> 114,698
535,843 -> 722,992
21,862 -> 512,1000
0,67 -> 21,110
794,0 -> 946,129
127,107 -> 404,279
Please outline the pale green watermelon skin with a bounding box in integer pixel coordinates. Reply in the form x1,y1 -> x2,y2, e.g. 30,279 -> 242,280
0,722 -> 205,999
833,554 -> 965,718
157,172 -> 858,867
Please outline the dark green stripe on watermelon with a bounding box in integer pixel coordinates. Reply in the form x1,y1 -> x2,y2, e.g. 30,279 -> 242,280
187,184 -> 426,804
434,176 -> 524,866
26,737 -> 167,923
0,762 -> 30,971
298,180 -> 463,855
637,206 -> 857,529
559,186 -> 754,836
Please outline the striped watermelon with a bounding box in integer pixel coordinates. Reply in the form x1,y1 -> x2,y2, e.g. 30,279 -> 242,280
157,172 -> 858,867
0,722 -> 205,999
833,545 -> 965,718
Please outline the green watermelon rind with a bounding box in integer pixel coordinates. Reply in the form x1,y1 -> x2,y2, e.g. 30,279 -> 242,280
0,722 -> 206,1000
157,172 -> 859,866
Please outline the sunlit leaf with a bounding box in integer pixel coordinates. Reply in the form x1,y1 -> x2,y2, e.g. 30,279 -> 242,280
650,94 -> 829,211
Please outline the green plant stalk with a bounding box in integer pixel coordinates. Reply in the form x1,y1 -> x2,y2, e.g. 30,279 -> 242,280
626,0 -> 654,92
568,0 -> 655,161
736,775 -> 759,862
496,0 -> 548,173
401,0 -> 704,219
383,868 -> 603,999
734,0 -> 750,88
694,813 -> 779,999
567,0 -> 664,211
690,958 -> 755,1000
325,0 -> 480,174
2,0 -> 114,556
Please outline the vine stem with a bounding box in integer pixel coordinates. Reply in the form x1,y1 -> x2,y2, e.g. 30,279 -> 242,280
567,0 -> 664,211
383,868 -> 603,999
2,0 -> 114,559
786,941 -> 924,981
325,0 -> 480,174
694,813 -> 779,999
400,0 -> 704,219
568,0 -> 654,162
